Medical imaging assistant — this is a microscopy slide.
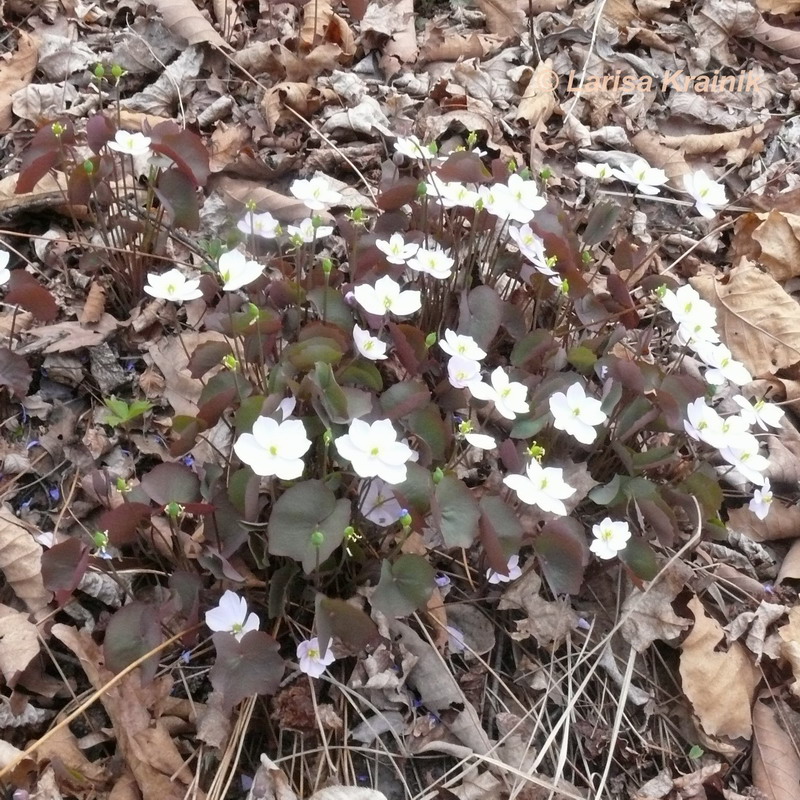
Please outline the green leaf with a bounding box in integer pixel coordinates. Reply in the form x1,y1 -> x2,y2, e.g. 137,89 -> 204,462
371,555 -> 435,618
478,494 -> 523,573
618,537 -> 659,581
284,336 -> 344,371
338,360 -> 383,392
582,201 -> 621,246
566,345 -> 597,372
679,467 -> 723,518
268,480 -> 350,573
393,463 -> 434,516
433,475 -> 479,548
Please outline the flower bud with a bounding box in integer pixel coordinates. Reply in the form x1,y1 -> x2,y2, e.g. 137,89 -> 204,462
83,159 -> 95,175
399,510 -> 412,528
93,64 -> 105,79
424,332 -> 437,349
310,530 -> 325,547
432,467 -> 444,484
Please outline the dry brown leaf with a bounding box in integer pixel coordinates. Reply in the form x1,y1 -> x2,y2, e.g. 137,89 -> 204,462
0,507 -> 51,618
0,32 -> 39,129
34,725 -> 107,786
516,60 -> 558,127
377,0 -> 417,69
748,212 -> 800,281
630,130 -> 690,183
657,122 -> 775,166
300,0 -> 333,49
728,501 -> 800,542
260,81 -> 337,133
778,539 -> 800,585
692,266 -> 800,376
752,697 -> 800,800
778,607 -> 800,696
149,0 -> 229,48
80,282 -> 106,325
0,607 -> 40,684
246,754 -> 298,800
752,18 -> 800,58
475,0 -> 526,37
620,561 -> 692,652
212,176 -> 310,221
308,790 -> 388,800
756,0 -> 800,10
52,624 -> 196,800
327,15 -> 356,58
421,30 -> 489,62
680,595 -> 760,740
18,314 -> 118,355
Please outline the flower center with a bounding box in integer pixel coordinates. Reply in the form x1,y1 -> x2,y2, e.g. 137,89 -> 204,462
167,283 -> 176,294
308,648 -> 320,659
572,407 -> 581,416
383,296 -> 392,309
370,447 -> 380,456
540,478 -> 548,489
232,622 -> 243,633
270,445 -> 278,455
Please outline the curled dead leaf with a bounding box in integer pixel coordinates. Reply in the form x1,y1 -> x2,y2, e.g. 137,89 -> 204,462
752,697 -> 800,800
149,0 -> 230,48
0,506 -> 51,618
691,265 -> 800,376
679,595 -> 759,740
515,60 -> 557,127
0,32 -> 39,129
80,281 -> 106,325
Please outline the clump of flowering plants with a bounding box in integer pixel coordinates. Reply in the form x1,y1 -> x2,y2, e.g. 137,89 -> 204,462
28,127 -> 771,722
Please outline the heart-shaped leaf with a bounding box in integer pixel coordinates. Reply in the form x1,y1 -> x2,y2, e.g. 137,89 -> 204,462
210,631 -> 284,712
432,475 -> 479,548
104,601 -> 162,684
371,555 -> 435,618
268,480 -> 350,573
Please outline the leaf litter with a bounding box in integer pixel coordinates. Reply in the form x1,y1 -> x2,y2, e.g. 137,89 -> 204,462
1,0 -> 800,798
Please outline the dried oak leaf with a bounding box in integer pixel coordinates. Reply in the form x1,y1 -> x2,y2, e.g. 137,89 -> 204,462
778,607 -> 800,697
0,506 -> 51,618
620,561 -> 692,652
752,697 -> 800,800
692,265 -> 800,376
728,500 -> 800,543
680,595 -> 760,740
0,32 -> 38,129
80,281 -> 106,325
149,0 -> 230,48
0,606 -> 40,685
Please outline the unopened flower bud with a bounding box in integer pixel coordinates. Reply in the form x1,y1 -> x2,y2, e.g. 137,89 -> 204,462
432,467 -> 444,484
83,159 -> 95,174
424,332 -> 437,349
111,64 -> 126,80
93,64 -> 105,79
310,530 -> 325,547
165,501 -> 184,518
399,510 -> 412,528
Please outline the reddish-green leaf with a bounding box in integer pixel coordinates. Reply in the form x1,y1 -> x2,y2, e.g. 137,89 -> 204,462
100,502 -> 152,546
41,538 -> 89,606
315,594 -> 380,655
432,475 -> 479,548
147,121 -> 210,187
141,462 -> 200,505
6,271 -> 58,321
104,602 -> 162,684
534,519 -> 588,595
210,631 -> 284,713
155,168 -> 201,230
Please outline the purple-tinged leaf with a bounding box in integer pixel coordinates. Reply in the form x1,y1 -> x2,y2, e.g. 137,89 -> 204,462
104,602 -> 162,684
618,537 -> 659,583
100,502 -> 152,546
155,168 -> 201,230
0,347 -> 32,398
146,121 -> 210,187
6,271 -> 58,321
140,462 -> 200,505
534,519 -> 588,595
41,538 -> 89,606
16,121 -> 75,194
210,631 -> 284,713
479,495 -> 522,574
582,201 -> 621,246
86,115 -> 115,153
460,285 -> 503,349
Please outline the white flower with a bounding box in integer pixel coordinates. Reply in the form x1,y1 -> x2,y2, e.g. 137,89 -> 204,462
425,175 -> 479,209
506,173 -> 546,215
576,162 -> 614,182
749,478 -> 773,520
287,217 -> 334,243
504,459 -> 575,516
465,432 -> 496,449
447,355 -> 483,389
694,341 -> 752,386
0,248 -> 9,286
237,211 -> 280,239
683,399 -> 751,450
549,382 -> 607,445
335,419 -> 414,484
107,130 -> 152,156
590,518 -> 632,560
353,275 -> 421,317
486,554 -> 522,584
719,432 -> 769,485
205,590 -> 260,642
394,135 -> 437,161
675,320 -> 721,347
376,233 -> 419,265
446,625 -> 466,653
469,367 -> 530,420
359,478 -> 404,526
144,268 -> 203,302
732,395 -> 784,431
406,246 -> 455,280
508,225 -> 554,275
661,285 -> 715,327
217,250 -> 263,292
683,170 -> 727,219
612,159 -> 668,195
297,637 -> 336,678
439,329 -> 486,360
290,176 -> 343,211
477,184 -> 515,219
353,325 -> 388,360
233,416 -> 312,480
